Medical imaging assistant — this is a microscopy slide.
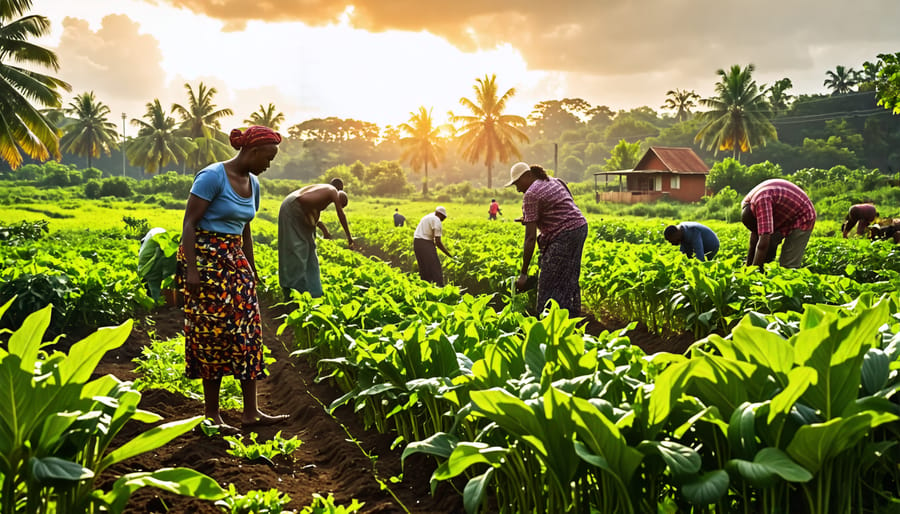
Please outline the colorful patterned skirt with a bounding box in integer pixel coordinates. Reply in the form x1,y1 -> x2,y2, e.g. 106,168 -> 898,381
537,223 -> 588,314
176,229 -> 265,380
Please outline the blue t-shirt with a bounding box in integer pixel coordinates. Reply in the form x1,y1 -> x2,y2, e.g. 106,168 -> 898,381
190,162 -> 260,235
679,222 -> 719,261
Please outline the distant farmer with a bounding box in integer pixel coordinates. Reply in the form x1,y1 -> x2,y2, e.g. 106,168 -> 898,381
842,203 -> 878,238
413,206 -> 452,285
393,208 -> 406,227
741,178 -> 816,268
488,198 -> 502,220
664,222 -> 720,261
138,227 -> 176,301
507,162 -> 587,314
278,178 -> 353,298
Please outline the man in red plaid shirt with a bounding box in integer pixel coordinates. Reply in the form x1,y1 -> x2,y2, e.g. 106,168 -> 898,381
741,179 -> 816,268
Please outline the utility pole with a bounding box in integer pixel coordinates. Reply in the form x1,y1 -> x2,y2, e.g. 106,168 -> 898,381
553,142 -> 558,176
121,113 -> 127,177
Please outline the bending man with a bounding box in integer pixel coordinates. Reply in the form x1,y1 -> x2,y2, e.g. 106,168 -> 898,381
278,179 -> 353,298
741,179 -> 816,268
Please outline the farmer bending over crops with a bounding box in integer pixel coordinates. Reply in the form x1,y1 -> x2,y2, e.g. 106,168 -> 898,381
507,162 -> 587,314
178,125 -> 289,432
842,203 -> 878,238
741,178 -> 816,269
664,222 -> 719,262
413,206 -> 453,285
278,178 -> 353,299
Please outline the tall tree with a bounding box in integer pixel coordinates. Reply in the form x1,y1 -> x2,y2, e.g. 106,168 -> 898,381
244,102 -> 285,130
823,65 -> 859,95
661,89 -> 700,122
127,99 -> 194,174
0,0 -> 71,169
872,52 -> 900,114
527,99 -> 587,141
399,106 -> 445,195
604,139 -> 642,170
766,78 -> 794,115
58,91 -> 119,168
451,74 -> 529,188
695,64 -> 777,160
171,82 -> 233,170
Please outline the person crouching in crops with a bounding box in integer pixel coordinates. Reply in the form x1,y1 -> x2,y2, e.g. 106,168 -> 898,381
842,203 -> 878,238
507,162 -> 588,315
178,125 -> 289,432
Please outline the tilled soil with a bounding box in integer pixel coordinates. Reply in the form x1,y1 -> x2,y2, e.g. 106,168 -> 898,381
93,303 -> 464,514
92,282 -> 692,513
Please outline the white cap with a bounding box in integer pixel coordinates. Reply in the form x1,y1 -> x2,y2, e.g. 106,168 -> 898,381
435,206 -> 447,217
505,162 -> 530,187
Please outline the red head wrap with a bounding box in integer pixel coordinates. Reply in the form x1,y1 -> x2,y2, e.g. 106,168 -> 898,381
229,125 -> 282,150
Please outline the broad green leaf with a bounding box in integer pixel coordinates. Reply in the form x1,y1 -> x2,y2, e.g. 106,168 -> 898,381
7,304 -> 52,372
431,442 -> 506,480
402,432 -> 458,463
101,416 -> 203,470
769,367 -> 817,424
680,470 -> 729,505
570,395 -> 643,483
30,456 -> 94,484
727,402 -> 759,459
470,388 -> 546,455
726,447 -> 812,488
860,348 -> 890,395
97,467 -> 226,514
639,440 -> 700,477
794,300 -> 886,419
463,468 -> 495,514
716,318 -> 794,377
60,321 -> 133,384
786,412 -> 898,474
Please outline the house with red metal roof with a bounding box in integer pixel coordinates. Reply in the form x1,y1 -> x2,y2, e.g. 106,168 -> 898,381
594,147 -> 709,203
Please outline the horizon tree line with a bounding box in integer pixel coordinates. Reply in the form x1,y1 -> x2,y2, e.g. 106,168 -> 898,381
3,0 -> 899,187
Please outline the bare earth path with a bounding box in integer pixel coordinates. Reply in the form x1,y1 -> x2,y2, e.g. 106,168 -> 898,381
93,302 -> 464,514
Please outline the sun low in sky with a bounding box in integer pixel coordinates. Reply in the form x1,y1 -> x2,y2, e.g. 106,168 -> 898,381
40,0 -> 900,132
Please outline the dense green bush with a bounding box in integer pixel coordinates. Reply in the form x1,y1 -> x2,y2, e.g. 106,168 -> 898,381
99,177 -> 135,198
133,171 -> 193,198
84,179 -> 102,199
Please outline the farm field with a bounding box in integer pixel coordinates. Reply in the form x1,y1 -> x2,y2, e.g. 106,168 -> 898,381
2,195 -> 899,513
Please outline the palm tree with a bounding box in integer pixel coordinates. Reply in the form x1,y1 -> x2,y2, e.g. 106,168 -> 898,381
399,106 -> 445,195
766,78 -> 794,115
58,92 -> 119,168
127,99 -> 194,174
0,0 -> 71,169
695,64 -> 777,160
171,82 -> 233,171
244,103 -> 285,130
823,65 -> 859,95
451,74 -> 529,188
661,89 -> 700,122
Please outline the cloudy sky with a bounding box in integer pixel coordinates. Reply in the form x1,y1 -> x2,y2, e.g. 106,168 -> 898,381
37,0 -> 900,134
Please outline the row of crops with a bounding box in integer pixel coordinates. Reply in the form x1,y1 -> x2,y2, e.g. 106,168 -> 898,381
283,239 -> 900,513
3,211 -> 900,512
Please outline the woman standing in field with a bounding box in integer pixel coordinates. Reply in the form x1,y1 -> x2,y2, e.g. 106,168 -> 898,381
178,125 -> 288,432
506,162 -> 588,314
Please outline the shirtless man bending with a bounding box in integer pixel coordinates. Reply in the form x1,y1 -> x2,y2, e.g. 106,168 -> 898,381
278,178 -> 353,298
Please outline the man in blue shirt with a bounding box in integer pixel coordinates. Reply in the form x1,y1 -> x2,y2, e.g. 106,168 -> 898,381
664,222 -> 719,261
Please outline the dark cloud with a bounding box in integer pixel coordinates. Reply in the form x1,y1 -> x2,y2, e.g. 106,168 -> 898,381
143,0 -> 900,78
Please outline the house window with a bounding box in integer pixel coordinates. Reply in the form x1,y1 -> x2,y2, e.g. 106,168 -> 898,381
653,176 -> 662,191
671,175 -> 680,189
